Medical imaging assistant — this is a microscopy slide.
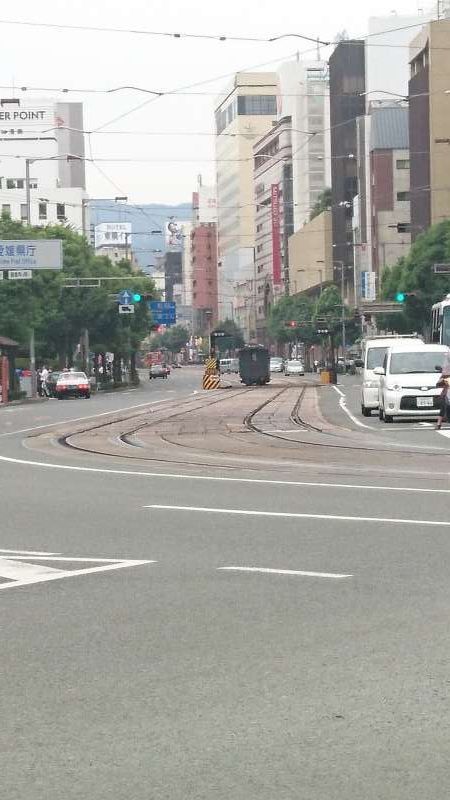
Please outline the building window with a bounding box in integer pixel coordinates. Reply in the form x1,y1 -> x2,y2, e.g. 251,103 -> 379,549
6,179 -> 15,189
16,179 -> 24,189
397,222 -> 411,233
20,203 -> 27,222
38,202 -> 47,220
396,159 -> 410,170
56,203 -> 66,221
256,244 -> 263,253
397,191 -> 410,201
237,95 -> 277,116
1,204 -> 10,217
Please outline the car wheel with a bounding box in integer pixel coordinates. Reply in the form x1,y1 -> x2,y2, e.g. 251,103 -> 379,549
384,414 -> 394,423
361,405 -> 371,417
85,393 -> 90,399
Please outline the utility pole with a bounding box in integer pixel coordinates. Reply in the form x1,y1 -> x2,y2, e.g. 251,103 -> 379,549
25,158 -> 37,395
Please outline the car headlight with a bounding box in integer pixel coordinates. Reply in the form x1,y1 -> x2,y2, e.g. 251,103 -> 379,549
386,384 -> 401,391
363,380 -> 379,388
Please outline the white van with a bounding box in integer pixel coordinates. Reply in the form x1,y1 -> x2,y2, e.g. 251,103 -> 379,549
361,335 -> 422,416
376,342 -> 449,422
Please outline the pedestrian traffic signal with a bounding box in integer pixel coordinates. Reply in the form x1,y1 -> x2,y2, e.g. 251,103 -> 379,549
132,292 -> 142,302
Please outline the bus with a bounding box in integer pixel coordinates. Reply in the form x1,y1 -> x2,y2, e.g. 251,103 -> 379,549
431,294 -> 450,346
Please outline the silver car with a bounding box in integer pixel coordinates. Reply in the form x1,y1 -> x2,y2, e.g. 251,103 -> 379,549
270,357 -> 284,373
284,359 -> 304,376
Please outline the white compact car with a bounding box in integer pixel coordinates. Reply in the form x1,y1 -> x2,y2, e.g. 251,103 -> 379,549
376,343 -> 450,422
284,359 -> 305,376
361,335 -> 422,416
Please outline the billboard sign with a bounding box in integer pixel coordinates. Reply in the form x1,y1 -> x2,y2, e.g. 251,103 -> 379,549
149,301 -> 177,325
0,240 -> 62,270
165,219 -> 184,252
95,222 -> 131,248
271,184 -> 282,285
197,187 -> 218,223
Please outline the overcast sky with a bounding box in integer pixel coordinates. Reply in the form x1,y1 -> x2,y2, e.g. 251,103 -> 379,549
0,0 -> 426,203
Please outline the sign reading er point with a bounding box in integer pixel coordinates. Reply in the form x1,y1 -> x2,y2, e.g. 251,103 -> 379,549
0,240 -> 62,270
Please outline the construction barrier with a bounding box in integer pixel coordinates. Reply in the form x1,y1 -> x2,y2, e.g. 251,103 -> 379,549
202,373 -> 220,390
204,357 -> 218,375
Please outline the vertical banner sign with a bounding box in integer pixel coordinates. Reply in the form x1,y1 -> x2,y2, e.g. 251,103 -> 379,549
271,184 -> 282,286
0,356 -> 9,404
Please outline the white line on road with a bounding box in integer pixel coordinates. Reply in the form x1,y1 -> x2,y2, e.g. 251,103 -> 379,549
1,452 -> 450,493
218,566 -> 352,578
0,398 -> 175,438
0,548 -> 61,556
0,558 -> 67,581
332,385 -> 372,430
146,504 -> 450,527
0,558 -> 156,591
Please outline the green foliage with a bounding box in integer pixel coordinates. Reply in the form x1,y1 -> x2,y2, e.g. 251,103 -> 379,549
267,294 -> 315,344
310,188 -> 332,221
213,318 -> 245,351
148,325 -> 190,355
0,219 -> 157,364
381,220 -> 450,334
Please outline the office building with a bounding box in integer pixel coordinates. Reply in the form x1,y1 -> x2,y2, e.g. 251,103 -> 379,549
0,97 -> 86,229
278,59 -> 331,230
288,210 -> 333,296
329,40 -> 366,301
215,72 -> 278,318
252,116 -> 294,343
409,19 -> 450,239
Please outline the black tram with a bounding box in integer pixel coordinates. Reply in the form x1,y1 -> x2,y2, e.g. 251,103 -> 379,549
238,345 -> 270,386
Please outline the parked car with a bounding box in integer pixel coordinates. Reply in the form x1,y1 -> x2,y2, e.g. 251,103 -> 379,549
149,364 -> 169,379
55,371 -> 91,399
284,359 -> 305,376
270,357 -> 284,373
377,342 -> 449,422
45,370 -> 61,397
361,334 -> 422,416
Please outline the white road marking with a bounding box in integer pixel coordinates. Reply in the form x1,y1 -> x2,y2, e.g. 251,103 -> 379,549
0,452 -> 450,493
332,385 -> 372,429
146,504 -> 450,527
0,550 -> 155,591
218,566 -> 352,579
0,558 -> 67,581
438,429 -> 450,439
0,397 -> 175,438
0,548 -> 61,556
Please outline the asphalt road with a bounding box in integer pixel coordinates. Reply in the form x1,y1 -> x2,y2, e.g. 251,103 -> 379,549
2,368 -> 450,799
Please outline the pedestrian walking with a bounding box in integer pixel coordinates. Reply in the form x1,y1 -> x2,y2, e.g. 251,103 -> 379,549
435,361 -> 450,430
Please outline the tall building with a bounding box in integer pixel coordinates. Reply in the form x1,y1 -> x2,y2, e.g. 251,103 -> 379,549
409,19 -> 450,239
277,60 -> 331,230
329,41 -> 366,300
191,182 -> 218,331
252,116 -> 293,343
0,97 -> 86,229
215,72 -> 278,318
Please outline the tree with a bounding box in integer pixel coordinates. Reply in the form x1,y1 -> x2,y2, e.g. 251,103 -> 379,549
310,188 -> 332,221
0,218 -> 157,377
213,318 -> 245,352
163,325 -> 190,355
267,295 -> 315,346
381,220 -> 450,335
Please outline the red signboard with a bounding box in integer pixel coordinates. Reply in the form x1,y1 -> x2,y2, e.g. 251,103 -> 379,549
271,184 -> 282,285
0,356 -> 9,404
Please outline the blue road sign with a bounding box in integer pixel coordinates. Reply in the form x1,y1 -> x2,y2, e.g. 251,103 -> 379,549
148,301 -> 176,325
117,289 -> 133,305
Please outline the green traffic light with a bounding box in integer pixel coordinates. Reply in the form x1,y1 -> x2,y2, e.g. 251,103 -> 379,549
395,292 -> 406,303
133,293 -> 141,302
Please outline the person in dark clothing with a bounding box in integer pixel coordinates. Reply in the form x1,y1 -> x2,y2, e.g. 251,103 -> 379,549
436,370 -> 450,430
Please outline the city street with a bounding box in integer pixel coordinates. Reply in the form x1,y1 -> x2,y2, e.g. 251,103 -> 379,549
2,368 -> 450,799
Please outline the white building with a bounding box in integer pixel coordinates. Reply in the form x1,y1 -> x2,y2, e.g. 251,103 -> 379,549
277,60 -> 331,230
215,72 -> 278,318
0,97 -> 87,230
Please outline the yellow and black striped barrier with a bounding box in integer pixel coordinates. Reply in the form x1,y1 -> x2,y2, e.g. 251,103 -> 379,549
204,357 -> 217,374
202,373 -> 220,390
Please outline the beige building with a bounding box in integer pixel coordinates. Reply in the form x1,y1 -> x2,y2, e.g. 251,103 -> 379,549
215,72 -> 278,320
288,210 -> 333,295
409,19 -> 450,238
